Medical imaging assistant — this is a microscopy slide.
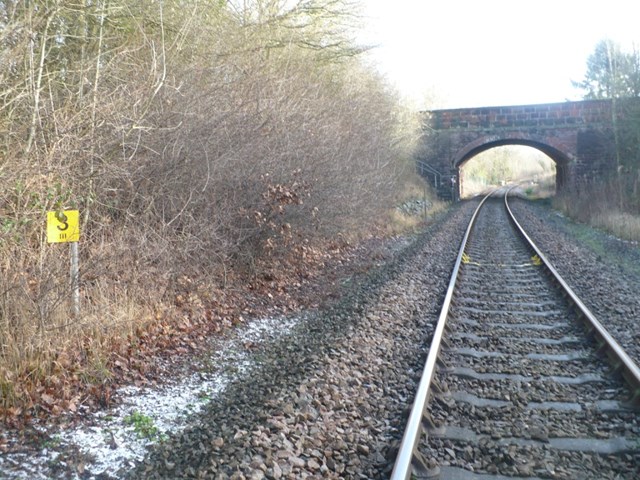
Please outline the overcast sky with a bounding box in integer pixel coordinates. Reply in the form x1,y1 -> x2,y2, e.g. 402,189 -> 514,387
357,0 -> 640,109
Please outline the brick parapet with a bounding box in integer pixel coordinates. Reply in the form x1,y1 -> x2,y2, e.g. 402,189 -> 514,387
430,100 -> 613,130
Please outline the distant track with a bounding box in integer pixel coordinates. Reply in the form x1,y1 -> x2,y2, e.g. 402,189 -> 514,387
391,191 -> 640,480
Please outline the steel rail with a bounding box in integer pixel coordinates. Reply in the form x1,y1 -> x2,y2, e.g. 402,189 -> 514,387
390,192 -> 494,480
391,189 -> 640,480
504,191 -> 640,404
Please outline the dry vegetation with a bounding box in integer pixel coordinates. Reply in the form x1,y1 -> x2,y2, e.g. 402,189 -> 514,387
0,0 -> 424,420
553,101 -> 640,241
554,182 -> 640,242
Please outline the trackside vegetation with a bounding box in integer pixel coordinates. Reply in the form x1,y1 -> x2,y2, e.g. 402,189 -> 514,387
0,0 -> 424,417
560,39 -> 640,238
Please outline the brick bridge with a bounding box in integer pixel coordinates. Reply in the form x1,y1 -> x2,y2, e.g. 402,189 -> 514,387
417,99 -> 623,200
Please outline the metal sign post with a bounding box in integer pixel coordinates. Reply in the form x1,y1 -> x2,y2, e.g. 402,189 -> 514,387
70,241 -> 80,317
47,210 -> 81,317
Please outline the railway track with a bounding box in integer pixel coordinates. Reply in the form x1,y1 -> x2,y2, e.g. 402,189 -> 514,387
391,192 -> 640,480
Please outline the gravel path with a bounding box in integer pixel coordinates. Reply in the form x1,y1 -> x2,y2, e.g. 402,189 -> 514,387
122,202 -> 478,479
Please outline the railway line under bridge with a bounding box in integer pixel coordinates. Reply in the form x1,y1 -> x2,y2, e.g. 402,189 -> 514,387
418,99 -> 640,200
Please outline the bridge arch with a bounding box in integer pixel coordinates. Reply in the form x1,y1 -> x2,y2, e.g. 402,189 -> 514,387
452,133 -> 572,188
418,100 -> 624,200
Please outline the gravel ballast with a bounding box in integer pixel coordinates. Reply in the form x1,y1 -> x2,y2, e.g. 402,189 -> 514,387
3,196 -> 639,479
509,198 -> 640,367
124,201 -> 478,479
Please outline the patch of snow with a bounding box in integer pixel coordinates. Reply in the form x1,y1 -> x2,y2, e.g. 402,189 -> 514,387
0,316 -> 300,479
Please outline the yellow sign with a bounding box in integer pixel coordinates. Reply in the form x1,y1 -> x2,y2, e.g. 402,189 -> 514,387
47,210 -> 80,243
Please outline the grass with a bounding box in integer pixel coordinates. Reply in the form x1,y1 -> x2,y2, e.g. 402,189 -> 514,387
385,209 -> 423,234
123,411 -> 159,440
589,211 -> 640,242
382,175 -> 449,235
553,192 -> 640,244
197,391 -> 211,403
533,193 -> 640,278
0,261 -> 147,416
41,435 -> 62,449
